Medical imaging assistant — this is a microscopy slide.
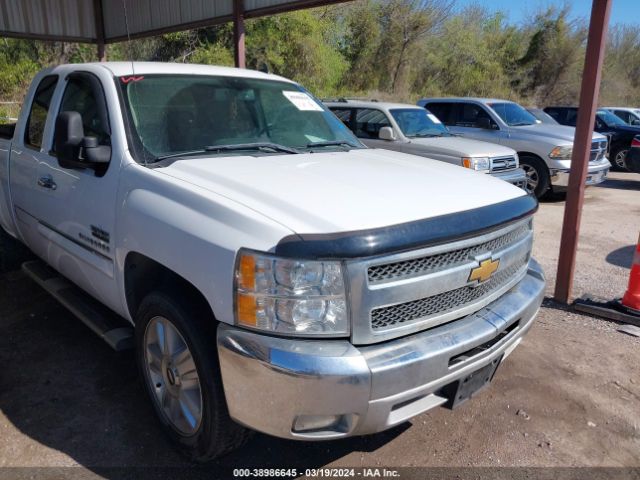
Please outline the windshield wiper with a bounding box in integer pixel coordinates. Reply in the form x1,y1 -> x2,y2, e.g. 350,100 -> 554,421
411,133 -> 444,138
155,142 -> 300,161
306,140 -> 357,150
510,122 -> 534,127
206,142 -> 300,154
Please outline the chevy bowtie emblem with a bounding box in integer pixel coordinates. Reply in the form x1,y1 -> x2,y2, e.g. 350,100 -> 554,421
469,258 -> 500,284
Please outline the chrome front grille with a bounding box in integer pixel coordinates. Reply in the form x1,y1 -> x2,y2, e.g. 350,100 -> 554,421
370,254 -> 528,330
346,217 -> 534,345
368,222 -> 530,284
490,156 -> 518,172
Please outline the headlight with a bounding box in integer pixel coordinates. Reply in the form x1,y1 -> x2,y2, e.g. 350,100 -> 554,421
549,145 -> 573,160
235,249 -> 348,336
461,157 -> 490,171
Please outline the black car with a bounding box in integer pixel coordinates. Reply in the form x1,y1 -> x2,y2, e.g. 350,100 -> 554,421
543,106 -> 640,171
625,135 -> 640,173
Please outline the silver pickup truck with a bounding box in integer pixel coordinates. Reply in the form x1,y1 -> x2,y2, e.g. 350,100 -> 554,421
325,100 -> 527,190
418,98 -> 611,198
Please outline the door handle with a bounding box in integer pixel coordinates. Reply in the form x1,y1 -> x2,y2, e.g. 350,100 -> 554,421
37,176 -> 57,190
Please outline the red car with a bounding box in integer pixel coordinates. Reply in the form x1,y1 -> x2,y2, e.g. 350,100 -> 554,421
626,136 -> 640,173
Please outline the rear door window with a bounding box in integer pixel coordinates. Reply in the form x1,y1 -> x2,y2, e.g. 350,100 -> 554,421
329,108 -> 353,131
24,75 -> 58,149
456,103 -> 494,128
354,108 -> 390,139
424,102 -> 455,125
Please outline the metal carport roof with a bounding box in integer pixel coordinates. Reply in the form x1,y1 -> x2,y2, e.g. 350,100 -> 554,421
0,0 -> 348,43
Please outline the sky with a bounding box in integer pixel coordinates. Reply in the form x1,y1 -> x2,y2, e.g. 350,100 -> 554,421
453,0 -> 640,27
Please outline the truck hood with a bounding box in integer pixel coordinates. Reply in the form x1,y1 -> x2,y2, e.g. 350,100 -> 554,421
157,148 -> 526,234
408,135 -> 516,157
509,123 -> 607,143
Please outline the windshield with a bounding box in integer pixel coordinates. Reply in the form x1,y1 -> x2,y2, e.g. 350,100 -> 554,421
119,74 -> 362,162
389,108 -> 450,137
596,109 -> 628,127
489,102 -> 538,126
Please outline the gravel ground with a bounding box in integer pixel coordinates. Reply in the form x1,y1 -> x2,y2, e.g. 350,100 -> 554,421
0,171 -> 638,479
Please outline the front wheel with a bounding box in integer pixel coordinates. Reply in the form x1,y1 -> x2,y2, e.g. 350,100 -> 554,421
135,291 -> 250,461
611,147 -> 629,171
519,155 -> 550,198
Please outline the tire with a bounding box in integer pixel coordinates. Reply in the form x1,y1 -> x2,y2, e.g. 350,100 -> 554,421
519,155 -> 550,198
0,228 -> 33,273
135,290 -> 251,461
610,147 -> 629,171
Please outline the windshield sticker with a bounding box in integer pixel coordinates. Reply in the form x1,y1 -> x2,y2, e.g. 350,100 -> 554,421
427,113 -> 441,124
283,91 -> 324,111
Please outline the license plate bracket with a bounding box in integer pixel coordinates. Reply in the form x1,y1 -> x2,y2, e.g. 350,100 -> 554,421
442,355 -> 503,409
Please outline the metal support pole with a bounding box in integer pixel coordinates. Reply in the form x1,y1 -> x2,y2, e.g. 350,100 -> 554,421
554,0 -> 612,304
97,42 -> 106,62
233,0 -> 246,68
94,0 -> 107,62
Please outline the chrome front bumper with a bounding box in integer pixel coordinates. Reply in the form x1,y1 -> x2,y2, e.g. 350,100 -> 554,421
550,160 -> 610,188
491,167 -> 528,190
217,259 -> 545,440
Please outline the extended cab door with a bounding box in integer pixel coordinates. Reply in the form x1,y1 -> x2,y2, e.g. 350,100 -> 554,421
25,71 -> 121,311
9,74 -> 61,251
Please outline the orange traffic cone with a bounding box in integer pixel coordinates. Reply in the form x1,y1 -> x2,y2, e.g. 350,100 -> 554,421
621,233 -> 640,313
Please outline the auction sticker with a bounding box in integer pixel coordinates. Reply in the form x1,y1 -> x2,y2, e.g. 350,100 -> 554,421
427,113 -> 441,124
283,91 -> 324,111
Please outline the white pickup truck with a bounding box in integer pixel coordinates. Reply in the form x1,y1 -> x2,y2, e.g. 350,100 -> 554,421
0,62 -> 545,461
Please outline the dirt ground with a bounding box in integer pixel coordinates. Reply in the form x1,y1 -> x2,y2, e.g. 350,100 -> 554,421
0,171 -> 638,478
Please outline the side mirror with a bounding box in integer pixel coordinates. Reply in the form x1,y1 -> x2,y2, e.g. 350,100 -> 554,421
378,126 -> 396,141
475,117 -> 493,130
632,119 -> 640,126
54,111 -> 110,170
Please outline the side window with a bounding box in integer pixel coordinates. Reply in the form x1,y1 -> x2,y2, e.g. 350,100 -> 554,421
565,109 -> 578,127
456,103 -> 495,128
424,103 -> 454,125
354,109 -> 390,139
615,110 -> 630,123
545,109 -> 562,123
24,75 -> 58,149
59,76 -> 109,145
330,108 -> 352,125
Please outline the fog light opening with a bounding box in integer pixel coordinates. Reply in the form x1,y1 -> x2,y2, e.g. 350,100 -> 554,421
292,414 -> 352,434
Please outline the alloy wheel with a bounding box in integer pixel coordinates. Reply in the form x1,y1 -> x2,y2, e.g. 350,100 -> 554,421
614,149 -> 628,169
521,163 -> 539,191
143,316 -> 203,436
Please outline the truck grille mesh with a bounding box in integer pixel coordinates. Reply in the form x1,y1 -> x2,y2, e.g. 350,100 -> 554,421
368,222 -> 530,284
490,156 -> 518,172
370,254 -> 529,330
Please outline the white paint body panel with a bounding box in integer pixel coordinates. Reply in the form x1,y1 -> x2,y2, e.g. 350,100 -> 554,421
0,63 -> 526,328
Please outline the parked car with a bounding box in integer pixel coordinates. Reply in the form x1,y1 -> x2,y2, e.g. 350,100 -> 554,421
625,135 -> 640,173
525,107 -> 559,125
544,106 -> 639,171
603,107 -> 640,126
417,98 -> 610,198
0,63 -> 544,461
325,99 -> 527,190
